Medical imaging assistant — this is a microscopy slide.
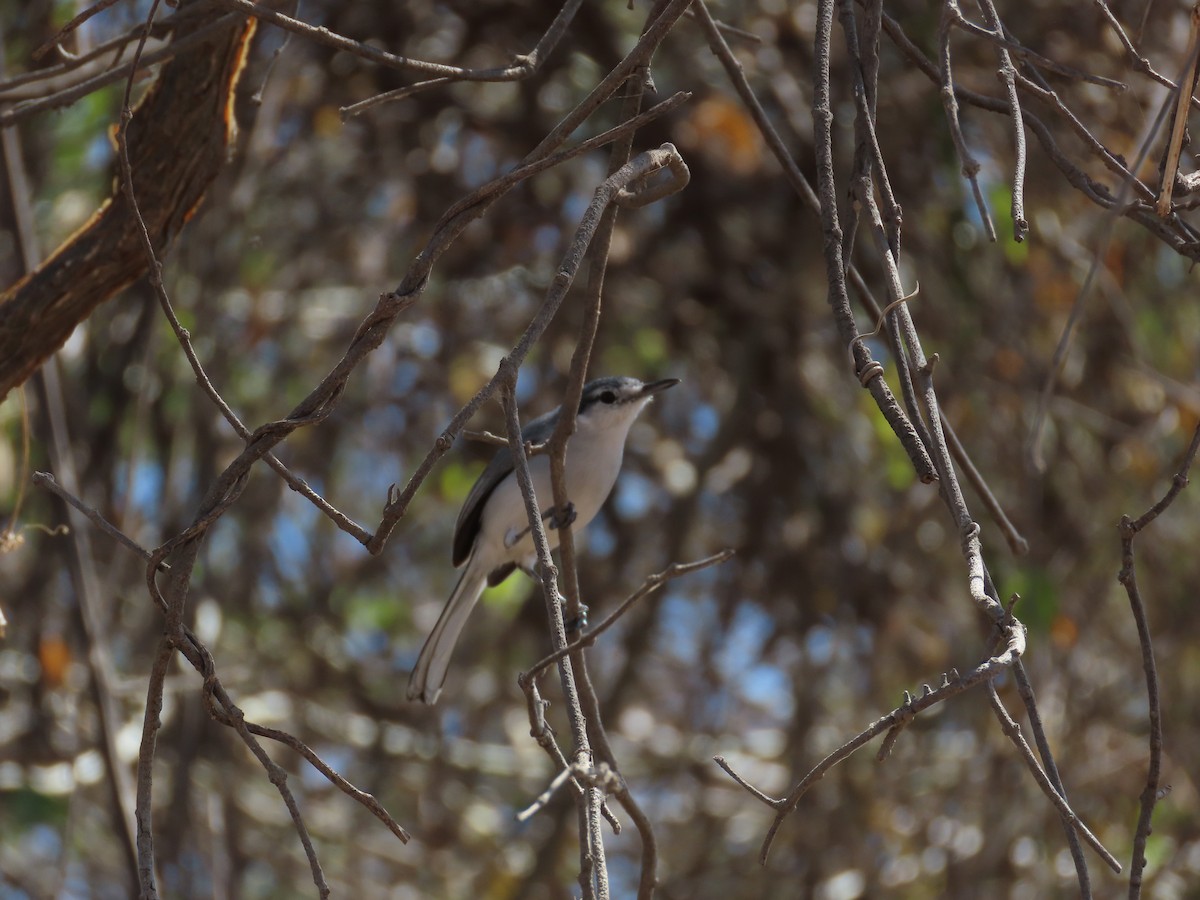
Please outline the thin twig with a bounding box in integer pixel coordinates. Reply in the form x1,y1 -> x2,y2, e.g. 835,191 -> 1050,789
1025,74 -> 1178,471
340,0 -> 583,116
497,375 -> 602,900
947,11 -> 1126,90
973,0 -> 1028,240
938,417 -> 1028,555
694,0 -> 937,484
987,684 -> 1121,873
202,676 -> 329,897
215,0 -> 516,78
939,0 -> 997,241
835,10 -> 1095,888
0,16 -> 239,125
1094,0 -> 1200,112
1120,423 -> 1200,897
243,721 -> 411,842
32,472 -> 169,570
524,550 -> 735,679
1155,3 -> 1200,217
32,0 -> 127,61
517,765 -> 581,823
717,624 -> 1025,863
546,61 -> 649,900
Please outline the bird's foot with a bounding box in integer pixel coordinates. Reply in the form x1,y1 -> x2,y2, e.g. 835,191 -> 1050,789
502,502 -> 576,549
564,602 -> 589,634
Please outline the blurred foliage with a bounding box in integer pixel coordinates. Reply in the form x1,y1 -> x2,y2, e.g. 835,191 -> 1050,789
2,0 -> 1200,897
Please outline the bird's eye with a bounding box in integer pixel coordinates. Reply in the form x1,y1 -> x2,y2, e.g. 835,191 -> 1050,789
600,390 -> 617,404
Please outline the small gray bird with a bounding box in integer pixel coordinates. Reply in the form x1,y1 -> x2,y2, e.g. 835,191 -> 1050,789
407,376 -> 679,704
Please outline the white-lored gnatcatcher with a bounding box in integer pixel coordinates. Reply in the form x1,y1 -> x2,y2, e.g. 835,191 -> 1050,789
407,376 -> 679,704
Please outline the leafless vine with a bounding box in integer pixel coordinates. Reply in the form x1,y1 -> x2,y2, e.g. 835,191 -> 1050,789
4,0 -> 1199,895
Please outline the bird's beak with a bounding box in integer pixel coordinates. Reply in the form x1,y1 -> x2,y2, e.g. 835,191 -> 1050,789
640,378 -> 680,397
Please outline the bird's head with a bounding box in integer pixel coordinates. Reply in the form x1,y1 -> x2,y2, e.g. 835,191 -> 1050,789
576,376 -> 679,433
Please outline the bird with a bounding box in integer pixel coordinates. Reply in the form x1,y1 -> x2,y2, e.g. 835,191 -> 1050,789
407,375 -> 679,704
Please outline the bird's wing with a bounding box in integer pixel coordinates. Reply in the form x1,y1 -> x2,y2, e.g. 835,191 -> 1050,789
451,405 -> 560,567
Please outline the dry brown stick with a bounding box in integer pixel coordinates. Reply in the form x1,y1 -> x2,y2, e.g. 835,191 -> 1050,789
1155,3 -> 1200,217
135,633 -> 175,900
496,374 -> 609,900
215,0 -> 504,77
498,143 -> 688,900
1120,423 -> 1200,897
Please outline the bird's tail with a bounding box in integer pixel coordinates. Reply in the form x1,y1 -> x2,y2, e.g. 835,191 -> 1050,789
407,559 -> 488,704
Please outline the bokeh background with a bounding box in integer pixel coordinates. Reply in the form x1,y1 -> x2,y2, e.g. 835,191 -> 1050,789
2,0 -> 1200,897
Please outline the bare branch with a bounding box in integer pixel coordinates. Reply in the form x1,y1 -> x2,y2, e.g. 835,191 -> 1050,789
341,0 -> 583,116
695,0 -> 937,484
988,685 -> 1122,874
523,550 -> 736,680
972,0 -> 1028,240
1120,423 -> 1200,896
938,0 -> 997,241
32,471 -> 168,570
715,623 -> 1025,864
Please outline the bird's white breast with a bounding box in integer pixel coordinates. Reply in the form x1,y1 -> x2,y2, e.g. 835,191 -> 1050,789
474,410 -> 639,568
